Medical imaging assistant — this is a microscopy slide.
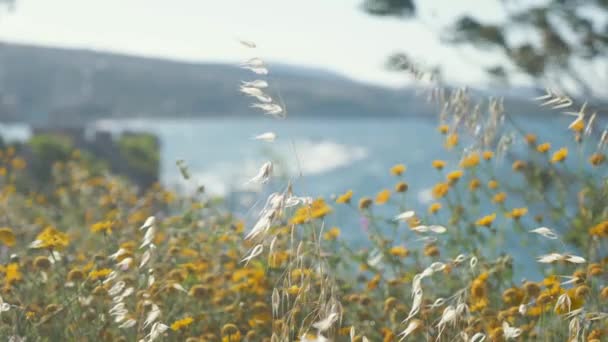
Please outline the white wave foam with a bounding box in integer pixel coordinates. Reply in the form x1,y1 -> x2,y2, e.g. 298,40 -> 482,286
290,140 -> 367,175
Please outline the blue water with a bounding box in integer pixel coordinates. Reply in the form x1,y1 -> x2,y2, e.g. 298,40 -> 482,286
82,115 -> 608,279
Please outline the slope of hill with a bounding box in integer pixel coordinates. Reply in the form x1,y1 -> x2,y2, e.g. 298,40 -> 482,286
0,42 -> 433,125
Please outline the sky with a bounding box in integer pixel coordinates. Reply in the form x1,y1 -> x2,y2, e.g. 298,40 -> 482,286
0,0 -> 506,87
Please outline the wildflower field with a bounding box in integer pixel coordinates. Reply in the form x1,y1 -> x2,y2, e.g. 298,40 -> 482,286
0,45 -> 607,342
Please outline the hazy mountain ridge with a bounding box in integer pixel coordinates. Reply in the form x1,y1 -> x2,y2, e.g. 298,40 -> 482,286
0,42 -> 549,125
0,42 -> 431,124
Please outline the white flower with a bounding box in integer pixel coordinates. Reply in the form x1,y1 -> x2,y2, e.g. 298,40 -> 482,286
241,244 -> 264,265
247,161 -> 273,184
102,271 -> 118,284
241,80 -> 268,88
300,334 -> 328,342
537,253 -> 586,264
427,297 -> 445,309
171,283 -> 187,293
312,312 -> 338,332
239,85 -> 266,97
242,66 -> 269,75
529,227 -> 559,239
140,245 -> 156,268
502,321 -> 522,340
146,322 -> 169,341
411,225 -> 429,233
429,225 -> 447,233
537,253 -> 564,263
470,256 -> 478,269
398,319 -> 421,341
109,248 -> 128,260
119,318 -> 137,329
253,94 -> 273,103
116,257 -> 134,270
238,39 -> 256,48
0,296 -> 10,312
453,254 -> 467,263
403,288 -> 423,322
109,302 -> 126,315
109,281 -> 126,297
518,304 -> 527,316
272,288 -> 280,317
367,249 -> 383,267
144,304 -> 161,328
251,103 -> 283,116
565,254 -> 586,264
394,210 -> 415,221
555,293 -> 572,313
140,216 -> 155,230
253,132 -> 276,142
469,332 -> 486,342
240,57 -> 265,68
140,225 -> 156,249
436,306 -> 457,339
437,305 -> 457,326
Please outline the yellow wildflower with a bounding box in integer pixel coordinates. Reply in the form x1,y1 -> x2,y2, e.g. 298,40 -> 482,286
482,151 -> 494,160
588,221 -> 608,237
512,160 -> 526,171
389,246 -> 409,257
423,244 -> 440,257
390,164 -> 406,176
89,268 -> 113,281
432,182 -> 449,199
551,148 -> 568,163
367,274 -> 381,290
432,160 -> 446,170
468,178 -> 480,191
524,133 -> 537,145
323,227 -> 341,241
488,180 -> 499,189
506,207 -> 528,220
536,142 -> 551,153
336,190 -> 353,204
470,272 -> 489,312
438,124 -> 449,134
589,153 -> 605,167
428,202 -> 442,214
394,181 -> 408,192
446,170 -> 463,184
476,213 -> 496,227
570,117 -> 585,132
90,221 -> 113,235
460,152 -> 480,168
290,198 -> 332,224
0,227 -> 16,247
171,316 -> 194,331
359,197 -> 372,209
375,189 -> 391,205
444,133 -> 459,149
5,262 -> 22,285
492,192 -> 506,204
30,226 -> 69,250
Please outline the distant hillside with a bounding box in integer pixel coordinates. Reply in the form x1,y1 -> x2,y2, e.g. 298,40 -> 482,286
0,42 -> 551,125
0,42 -> 433,124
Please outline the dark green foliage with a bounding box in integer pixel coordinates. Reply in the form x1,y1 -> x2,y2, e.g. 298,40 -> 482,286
361,0 -> 415,17
29,134 -> 73,183
363,0 -> 608,98
117,133 -> 160,188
